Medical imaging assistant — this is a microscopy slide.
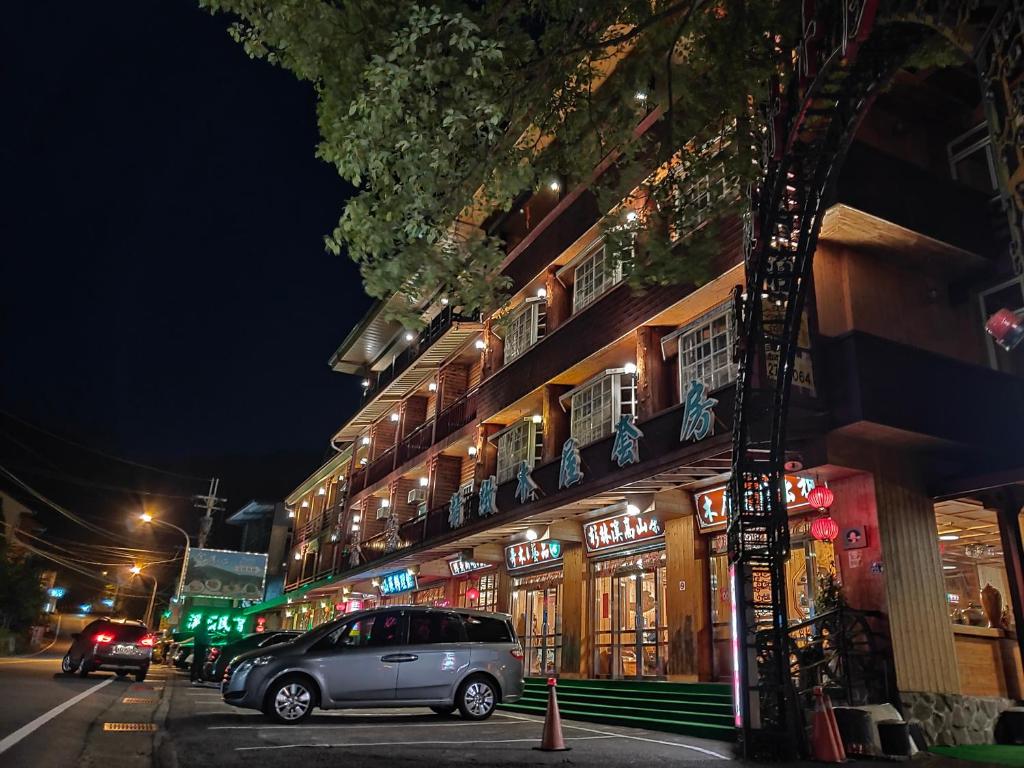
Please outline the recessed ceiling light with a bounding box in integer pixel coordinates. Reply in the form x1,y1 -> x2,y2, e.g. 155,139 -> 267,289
939,534 -> 960,541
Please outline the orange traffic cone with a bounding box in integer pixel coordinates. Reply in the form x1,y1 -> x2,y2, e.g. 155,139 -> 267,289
534,677 -> 571,752
811,686 -> 846,763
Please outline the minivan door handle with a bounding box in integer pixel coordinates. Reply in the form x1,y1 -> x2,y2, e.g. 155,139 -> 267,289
380,653 -> 419,663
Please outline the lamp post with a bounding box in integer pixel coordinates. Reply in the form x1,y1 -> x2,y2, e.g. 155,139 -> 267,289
131,565 -> 159,629
139,513 -> 191,600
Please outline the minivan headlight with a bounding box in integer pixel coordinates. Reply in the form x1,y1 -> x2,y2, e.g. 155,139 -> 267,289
252,655 -> 275,666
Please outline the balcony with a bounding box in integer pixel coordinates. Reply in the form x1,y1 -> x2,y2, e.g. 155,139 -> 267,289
435,389 -> 478,443
333,306 -> 484,443
396,420 -> 435,466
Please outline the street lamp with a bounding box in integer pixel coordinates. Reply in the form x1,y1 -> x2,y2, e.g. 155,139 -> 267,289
138,513 -> 191,606
130,565 -> 159,629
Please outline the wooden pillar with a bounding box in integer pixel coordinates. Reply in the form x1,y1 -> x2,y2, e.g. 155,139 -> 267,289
636,326 -> 673,420
541,384 -> 571,463
874,459 -> 959,694
662,490 -> 713,680
560,540 -> 586,678
476,423 -> 501,483
990,490 -> 1024,677
545,267 -> 570,332
496,564 -> 512,614
481,320 -> 504,379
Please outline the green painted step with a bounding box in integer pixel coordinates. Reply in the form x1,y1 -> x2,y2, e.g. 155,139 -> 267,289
500,701 -> 736,742
501,677 -> 737,742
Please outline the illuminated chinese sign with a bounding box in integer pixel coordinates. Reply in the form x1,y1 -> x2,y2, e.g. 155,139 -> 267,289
184,611 -> 248,635
505,540 -> 562,571
693,475 -> 821,532
583,511 -> 663,555
448,559 -> 492,576
48,587 -> 66,599
378,569 -> 417,596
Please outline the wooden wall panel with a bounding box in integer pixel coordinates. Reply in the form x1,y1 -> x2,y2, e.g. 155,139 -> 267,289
560,541 -> 585,677
875,461 -> 960,694
663,498 -> 712,680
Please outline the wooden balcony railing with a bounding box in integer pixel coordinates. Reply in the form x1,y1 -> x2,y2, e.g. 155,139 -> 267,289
366,446 -> 396,486
396,420 -> 435,466
435,388 -> 478,444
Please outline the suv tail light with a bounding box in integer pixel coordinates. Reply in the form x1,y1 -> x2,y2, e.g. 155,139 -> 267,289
94,633 -> 115,644
208,648 -> 220,660
138,635 -> 155,647
510,643 -> 524,661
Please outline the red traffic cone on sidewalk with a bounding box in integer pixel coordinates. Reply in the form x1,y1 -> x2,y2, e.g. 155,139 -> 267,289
811,686 -> 846,763
534,677 -> 571,752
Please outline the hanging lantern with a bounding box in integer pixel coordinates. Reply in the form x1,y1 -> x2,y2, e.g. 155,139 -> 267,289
807,485 -> 835,511
466,586 -> 480,603
810,514 -> 839,542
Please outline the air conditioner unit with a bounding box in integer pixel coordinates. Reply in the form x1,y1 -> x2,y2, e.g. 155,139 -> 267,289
407,488 -> 427,504
416,502 -> 428,519
375,507 -> 391,521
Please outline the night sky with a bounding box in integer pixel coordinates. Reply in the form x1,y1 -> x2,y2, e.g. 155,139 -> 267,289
1,2 -> 370,602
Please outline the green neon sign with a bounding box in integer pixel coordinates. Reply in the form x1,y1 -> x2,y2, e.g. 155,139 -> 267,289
184,611 -> 248,635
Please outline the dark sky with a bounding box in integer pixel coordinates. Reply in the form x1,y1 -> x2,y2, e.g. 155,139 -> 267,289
1,2 -> 370,599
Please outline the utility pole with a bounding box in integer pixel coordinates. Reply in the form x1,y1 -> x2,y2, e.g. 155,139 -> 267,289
193,478 -> 225,549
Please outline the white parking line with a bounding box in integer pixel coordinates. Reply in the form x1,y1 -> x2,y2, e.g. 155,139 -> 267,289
211,717 -> 531,731
236,735 -> 615,751
0,678 -> 114,755
498,711 -> 730,760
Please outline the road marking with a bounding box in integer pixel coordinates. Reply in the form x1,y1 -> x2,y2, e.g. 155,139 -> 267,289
211,718 -> 531,731
103,723 -> 158,732
0,677 -> 114,755
498,711 -> 730,760
236,735 -> 615,751
122,697 -> 159,704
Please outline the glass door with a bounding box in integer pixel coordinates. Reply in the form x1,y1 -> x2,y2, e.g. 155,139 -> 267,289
592,562 -> 667,678
511,583 -> 562,676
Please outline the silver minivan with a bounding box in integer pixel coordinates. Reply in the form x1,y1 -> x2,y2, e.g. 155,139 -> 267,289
222,606 -> 524,723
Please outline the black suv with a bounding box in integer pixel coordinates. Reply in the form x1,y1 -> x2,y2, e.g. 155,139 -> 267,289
62,618 -> 153,681
203,631 -> 300,683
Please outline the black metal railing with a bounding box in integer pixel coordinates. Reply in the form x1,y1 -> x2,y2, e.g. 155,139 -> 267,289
396,420 -> 435,466
364,306 -> 480,398
366,447 -> 396,486
435,389 -> 478,443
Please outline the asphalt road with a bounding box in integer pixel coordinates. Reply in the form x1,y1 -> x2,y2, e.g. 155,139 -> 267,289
0,633 -> 971,768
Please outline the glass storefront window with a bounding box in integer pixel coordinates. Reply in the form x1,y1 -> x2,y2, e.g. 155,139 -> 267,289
935,500 -> 1009,625
510,574 -> 562,676
413,584 -> 447,607
591,550 -> 668,679
457,573 -> 498,612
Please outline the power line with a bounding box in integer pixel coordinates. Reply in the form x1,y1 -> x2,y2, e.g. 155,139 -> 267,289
3,462 -> 197,500
0,409 -> 209,482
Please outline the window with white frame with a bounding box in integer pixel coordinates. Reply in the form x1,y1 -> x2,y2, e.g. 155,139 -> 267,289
573,241 -> 625,314
503,299 -> 546,365
565,370 -> 637,447
677,303 -> 737,392
495,420 -> 542,484
669,160 -> 740,242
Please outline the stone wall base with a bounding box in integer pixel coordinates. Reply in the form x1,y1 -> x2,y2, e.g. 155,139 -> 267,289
901,691 -> 1016,745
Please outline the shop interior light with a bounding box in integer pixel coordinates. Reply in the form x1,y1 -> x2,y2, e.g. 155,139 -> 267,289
943,564 -> 956,570
525,529 -> 538,541
419,477 -> 429,487
938,533 -> 960,541
626,504 -> 641,516
623,362 -> 637,375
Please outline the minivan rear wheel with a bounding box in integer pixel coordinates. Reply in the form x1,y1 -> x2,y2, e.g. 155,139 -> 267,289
61,654 -> 75,674
265,675 -> 315,724
456,675 -> 496,721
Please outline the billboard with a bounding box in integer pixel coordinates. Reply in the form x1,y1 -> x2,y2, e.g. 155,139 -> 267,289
179,548 -> 268,600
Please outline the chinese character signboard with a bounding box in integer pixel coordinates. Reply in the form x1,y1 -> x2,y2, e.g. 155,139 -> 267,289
448,559 -> 493,576
183,610 -> 249,636
558,437 -> 584,488
583,510 -> 663,555
505,540 -> 562,571
693,475 -> 822,532
478,476 -> 498,517
680,379 -> 717,442
515,461 -> 540,504
378,569 -> 417,596
179,548 -> 268,600
611,414 -> 643,467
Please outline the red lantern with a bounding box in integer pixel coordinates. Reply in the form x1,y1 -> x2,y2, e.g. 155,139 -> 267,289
807,485 -> 834,511
466,587 -> 480,603
810,514 -> 839,542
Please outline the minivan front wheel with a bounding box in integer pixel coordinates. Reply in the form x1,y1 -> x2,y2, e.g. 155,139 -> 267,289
456,675 -> 496,721
61,654 -> 75,674
265,676 -> 315,724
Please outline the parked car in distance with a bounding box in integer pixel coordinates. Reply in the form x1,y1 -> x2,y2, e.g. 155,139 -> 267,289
223,607 -> 523,723
62,618 -> 154,682
204,631 -> 301,682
